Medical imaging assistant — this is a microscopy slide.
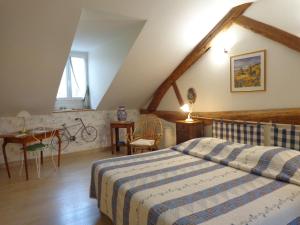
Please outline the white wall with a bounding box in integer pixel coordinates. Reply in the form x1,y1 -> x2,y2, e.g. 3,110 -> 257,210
0,0 -> 255,115
93,0 -> 254,110
0,109 -> 139,164
158,24 -> 300,112
89,23 -> 145,109
0,0 -> 82,116
158,0 -> 300,112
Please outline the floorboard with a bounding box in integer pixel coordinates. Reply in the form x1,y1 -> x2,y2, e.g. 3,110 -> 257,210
0,148 -> 126,225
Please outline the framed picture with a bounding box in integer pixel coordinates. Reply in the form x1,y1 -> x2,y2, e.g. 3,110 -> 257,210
230,50 -> 266,92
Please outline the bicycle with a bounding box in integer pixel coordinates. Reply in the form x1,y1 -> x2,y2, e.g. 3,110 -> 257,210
51,118 -> 98,151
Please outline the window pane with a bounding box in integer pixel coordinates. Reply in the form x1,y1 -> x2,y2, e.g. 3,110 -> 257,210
57,67 -> 68,98
70,56 -> 87,98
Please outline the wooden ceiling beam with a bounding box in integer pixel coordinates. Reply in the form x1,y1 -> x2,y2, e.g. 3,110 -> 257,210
172,82 -> 184,106
235,15 -> 300,53
147,3 -> 252,112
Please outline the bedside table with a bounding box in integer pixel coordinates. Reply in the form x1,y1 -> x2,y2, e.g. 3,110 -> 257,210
110,121 -> 134,155
176,120 -> 204,144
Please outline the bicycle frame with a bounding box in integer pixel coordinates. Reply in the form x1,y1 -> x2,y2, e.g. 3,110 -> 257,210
61,118 -> 90,141
76,118 -> 91,135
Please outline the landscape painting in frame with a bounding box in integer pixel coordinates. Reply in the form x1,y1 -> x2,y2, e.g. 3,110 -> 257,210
230,50 -> 266,92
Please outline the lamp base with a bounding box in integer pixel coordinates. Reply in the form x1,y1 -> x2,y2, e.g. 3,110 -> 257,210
185,118 -> 194,122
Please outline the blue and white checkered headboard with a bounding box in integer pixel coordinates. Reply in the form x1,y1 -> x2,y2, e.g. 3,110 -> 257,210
212,120 -> 264,146
270,125 -> 300,151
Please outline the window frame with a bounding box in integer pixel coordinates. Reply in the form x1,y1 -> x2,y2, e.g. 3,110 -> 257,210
56,51 -> 89,100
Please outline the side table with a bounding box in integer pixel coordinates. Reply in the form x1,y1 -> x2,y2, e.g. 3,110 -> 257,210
176,120 -> 204,144
110,121 -> 134,155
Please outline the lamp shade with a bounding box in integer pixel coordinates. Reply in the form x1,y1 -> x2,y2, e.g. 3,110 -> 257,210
16,110 -> 31,118
180,104 -> 190,113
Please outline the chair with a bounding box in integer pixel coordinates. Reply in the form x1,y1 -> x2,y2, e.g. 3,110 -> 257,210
128,114 -> 163,154
19,128 -> 57,178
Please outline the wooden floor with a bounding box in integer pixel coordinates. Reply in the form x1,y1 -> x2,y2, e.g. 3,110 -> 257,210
0,148 -> 126,225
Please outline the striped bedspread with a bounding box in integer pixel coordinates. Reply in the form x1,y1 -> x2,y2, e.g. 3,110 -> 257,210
90,137 -> 300,225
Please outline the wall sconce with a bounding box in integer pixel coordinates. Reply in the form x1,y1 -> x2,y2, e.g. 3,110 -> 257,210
212,30 -> 236,54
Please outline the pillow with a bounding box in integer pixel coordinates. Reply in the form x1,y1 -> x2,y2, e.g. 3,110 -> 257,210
172,137 -> 300,186
130,139 -> 155,146
270,126 -> 300,151
212,121 -> 264,146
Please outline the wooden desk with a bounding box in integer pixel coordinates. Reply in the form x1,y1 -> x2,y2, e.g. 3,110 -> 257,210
0,129 -> 61,180
110,121 -> 134,155
176,120 -> 204,144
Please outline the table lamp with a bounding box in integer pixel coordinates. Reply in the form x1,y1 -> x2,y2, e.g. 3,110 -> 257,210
180,103 -> 193,122
180,87 -> 197,122
17,110 -> 31,133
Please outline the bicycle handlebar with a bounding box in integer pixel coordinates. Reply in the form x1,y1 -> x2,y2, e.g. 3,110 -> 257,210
62,118 -> 83,129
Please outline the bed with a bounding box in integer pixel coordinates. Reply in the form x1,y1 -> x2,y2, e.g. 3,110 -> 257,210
90,137 -> 300,225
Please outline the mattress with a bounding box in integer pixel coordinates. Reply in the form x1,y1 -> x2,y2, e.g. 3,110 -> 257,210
90,137 -> 300,225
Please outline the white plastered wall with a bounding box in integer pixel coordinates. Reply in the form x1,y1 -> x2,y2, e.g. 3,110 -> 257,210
89,22 -> 145,109
0,0 -> 83,116
159,24 -> 300,112
157,0 -> 300,112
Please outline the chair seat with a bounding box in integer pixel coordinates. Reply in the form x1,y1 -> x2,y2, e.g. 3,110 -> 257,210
24,143 -> 46,152
130,139 -> 155,146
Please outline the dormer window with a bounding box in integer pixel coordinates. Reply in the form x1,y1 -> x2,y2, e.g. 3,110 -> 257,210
55,52 -> 90,111
57,52 -> 88,99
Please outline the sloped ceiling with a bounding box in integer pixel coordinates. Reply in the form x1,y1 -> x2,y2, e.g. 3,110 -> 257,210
0,0 -> 258,116
98,0 -> 300,111
71,9 -> 145,52
155,0 -> 300,112
244,0 -> 300,36
0,0 -> 83,116
71,9 -> 145,109
8,0 -> 300,115
96,0 -> 257,110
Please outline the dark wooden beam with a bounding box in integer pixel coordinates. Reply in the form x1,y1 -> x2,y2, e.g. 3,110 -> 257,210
140,109 -> 187,123
141,108 -> 300,125
235,16 -> 300,53
147,3 -> 252,112
172,82 -> 184,106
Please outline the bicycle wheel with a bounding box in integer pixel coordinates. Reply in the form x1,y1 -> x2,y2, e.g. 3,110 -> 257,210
81,126 -> 97,142
51,131 -> 70,151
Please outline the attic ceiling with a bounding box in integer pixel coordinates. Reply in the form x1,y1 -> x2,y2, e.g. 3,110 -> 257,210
1,0 -> 300,116
0,0 -> 82,116
71,9 -> 144,52
244,0 -> 300,36
97,0 -> 257,110
70,9 -> 145,109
